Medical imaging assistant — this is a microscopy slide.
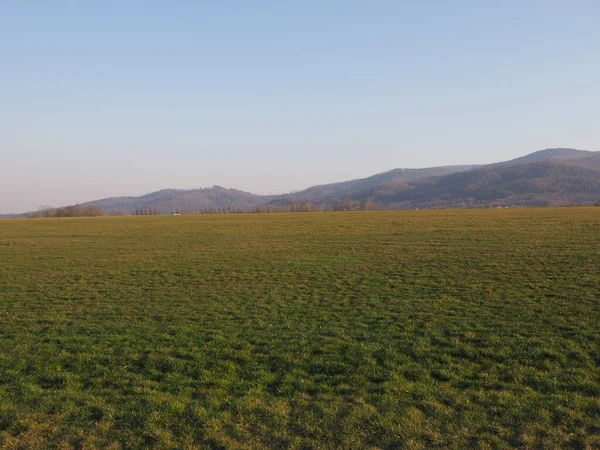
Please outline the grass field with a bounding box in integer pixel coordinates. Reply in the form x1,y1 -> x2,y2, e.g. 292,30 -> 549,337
0,209 -> 599,449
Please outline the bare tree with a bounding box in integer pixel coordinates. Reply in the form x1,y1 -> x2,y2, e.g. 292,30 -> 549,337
38,205 -> 54,218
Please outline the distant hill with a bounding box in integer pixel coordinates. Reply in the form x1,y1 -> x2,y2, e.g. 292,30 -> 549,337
5,148 -> 599,217
328,151 -> 600,209
81,187 -> 269,215
499,148 -> 597,166
275,165 -> 476,203
76,165 -> 477,214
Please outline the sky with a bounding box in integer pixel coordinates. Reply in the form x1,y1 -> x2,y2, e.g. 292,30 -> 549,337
1,1 -> 599,213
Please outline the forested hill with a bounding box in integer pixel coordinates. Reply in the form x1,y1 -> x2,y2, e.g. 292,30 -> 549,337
338,154 -> 600,209
7,148 -> 600,216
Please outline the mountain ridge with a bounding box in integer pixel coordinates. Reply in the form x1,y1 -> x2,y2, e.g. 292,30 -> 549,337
5,148 -> 599,217
346,156 -> 600,209
497,148 -> 597,166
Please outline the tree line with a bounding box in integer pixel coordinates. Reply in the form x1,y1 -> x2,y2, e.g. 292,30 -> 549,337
250,199 -> 380,213
27,198 -> 382,218
132,208 -> 161,215
28,204 -> 106,218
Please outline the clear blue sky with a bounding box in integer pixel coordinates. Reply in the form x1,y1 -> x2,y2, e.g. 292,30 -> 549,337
1,1 -> 599,213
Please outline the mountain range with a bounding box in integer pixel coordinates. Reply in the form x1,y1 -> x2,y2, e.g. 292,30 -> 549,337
3,148 -> 599,217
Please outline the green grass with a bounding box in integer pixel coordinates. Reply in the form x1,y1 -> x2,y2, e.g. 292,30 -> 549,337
0,209 -> 599,449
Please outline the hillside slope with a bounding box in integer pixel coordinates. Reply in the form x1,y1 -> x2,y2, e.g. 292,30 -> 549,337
82,187 -> 269,214
346,154 -> 600,209
499,148 -> 596,165
280,165 -> 476,201
8,148 -> 599,216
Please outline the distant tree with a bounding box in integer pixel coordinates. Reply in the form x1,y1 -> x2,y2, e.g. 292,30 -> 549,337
86,205 -> 105,217
34,204 -> 104,218
38,205 -> 54,218
110,210 -> 123,216
305,202 -> 318,212
362,199 -> 380,211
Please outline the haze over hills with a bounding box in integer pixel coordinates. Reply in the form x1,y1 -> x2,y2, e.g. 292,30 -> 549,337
278,149 -> 600,210
3,148 -> 599,218
346,157 -> 600,210
497,148 -> 598,166
279,165 -> 477,201
80,187 -> 268,216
